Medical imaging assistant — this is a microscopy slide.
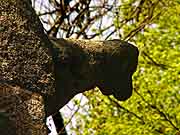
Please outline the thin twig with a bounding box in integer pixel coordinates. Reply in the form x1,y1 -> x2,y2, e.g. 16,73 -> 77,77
58,95 -> 84,134
134,89 -> 180,131
107,96 -> 145,124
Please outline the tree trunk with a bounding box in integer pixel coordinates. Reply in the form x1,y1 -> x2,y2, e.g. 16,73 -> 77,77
0,0 -> 139,135
0,0 -> 55,134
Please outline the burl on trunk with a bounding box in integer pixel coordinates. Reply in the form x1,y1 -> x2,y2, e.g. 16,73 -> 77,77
44,37 -> 139,116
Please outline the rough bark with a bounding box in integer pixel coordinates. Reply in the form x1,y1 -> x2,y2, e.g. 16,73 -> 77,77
0,83 -> 47,135
0,0 -> 55,94
0,0 -> 55,134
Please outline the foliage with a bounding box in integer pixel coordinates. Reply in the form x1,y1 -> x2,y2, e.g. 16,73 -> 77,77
33,0 -> 180,134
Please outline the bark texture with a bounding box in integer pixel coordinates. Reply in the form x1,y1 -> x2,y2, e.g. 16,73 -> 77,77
0,0 -> 55,94
0,0 -> 55,134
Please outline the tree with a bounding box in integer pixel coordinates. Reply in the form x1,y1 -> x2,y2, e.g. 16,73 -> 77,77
0,0 -> 55,134
32,0 -> 180,135
0,0 -> 139,135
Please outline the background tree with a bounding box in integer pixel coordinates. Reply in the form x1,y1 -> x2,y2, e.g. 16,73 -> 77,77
33,0 -> 180,135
